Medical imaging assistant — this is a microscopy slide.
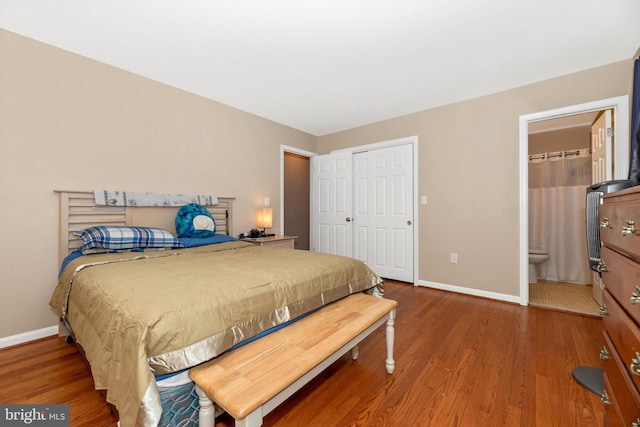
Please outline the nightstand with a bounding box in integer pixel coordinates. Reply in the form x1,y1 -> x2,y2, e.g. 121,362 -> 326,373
242,235 -> 298,249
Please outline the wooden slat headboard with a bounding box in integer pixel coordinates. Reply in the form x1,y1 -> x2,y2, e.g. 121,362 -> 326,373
55,190 -> 234,265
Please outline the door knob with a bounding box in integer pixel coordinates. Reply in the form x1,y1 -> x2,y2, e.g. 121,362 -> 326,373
346,217 -> 351,222
407,220 -> 412,225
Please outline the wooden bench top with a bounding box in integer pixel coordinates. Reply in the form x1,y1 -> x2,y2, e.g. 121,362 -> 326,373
188,293 -> 397,419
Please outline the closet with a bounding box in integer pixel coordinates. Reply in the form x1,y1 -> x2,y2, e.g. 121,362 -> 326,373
311,138 -> 416,283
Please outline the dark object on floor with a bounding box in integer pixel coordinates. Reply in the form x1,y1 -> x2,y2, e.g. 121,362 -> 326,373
572,366 -> 604,396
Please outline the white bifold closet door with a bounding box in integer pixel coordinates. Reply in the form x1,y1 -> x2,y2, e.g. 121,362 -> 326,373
353,144 -> 413,282
311,151 -> 353,257
311,144 -> 413,282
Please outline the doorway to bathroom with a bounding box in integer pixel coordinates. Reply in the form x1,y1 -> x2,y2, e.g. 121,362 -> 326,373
527,118 -> 599,315
518,96 -> 631,314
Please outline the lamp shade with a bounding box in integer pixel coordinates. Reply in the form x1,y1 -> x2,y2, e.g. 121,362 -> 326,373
256,207 -> 273,229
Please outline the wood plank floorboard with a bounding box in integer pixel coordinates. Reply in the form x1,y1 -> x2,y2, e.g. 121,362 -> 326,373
0,281 -> 605,426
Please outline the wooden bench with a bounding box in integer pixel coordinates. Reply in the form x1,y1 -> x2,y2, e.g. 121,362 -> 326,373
188,293 -> 397,427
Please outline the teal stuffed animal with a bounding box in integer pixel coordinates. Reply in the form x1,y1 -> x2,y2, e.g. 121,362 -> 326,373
175,203 -> 216,238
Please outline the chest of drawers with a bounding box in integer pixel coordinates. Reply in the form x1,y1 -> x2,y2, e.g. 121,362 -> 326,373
599,185 -> 640,426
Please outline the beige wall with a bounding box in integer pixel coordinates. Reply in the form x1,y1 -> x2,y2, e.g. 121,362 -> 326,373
319,58 -> 634,297
528,126 -> 591,155
0,30 -> 316,340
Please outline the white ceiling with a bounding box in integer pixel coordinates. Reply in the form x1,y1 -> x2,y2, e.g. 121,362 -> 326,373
1,0 -> 639,136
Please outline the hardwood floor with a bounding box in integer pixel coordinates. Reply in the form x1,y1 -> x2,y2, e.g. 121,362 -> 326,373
0,281 -> 605,426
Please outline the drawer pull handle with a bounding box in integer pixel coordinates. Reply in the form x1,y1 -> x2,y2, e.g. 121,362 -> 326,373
599,304 -> 608,316
631,286 -> 640,305
622,219 -> 636,236
600,389 -> 611,406
631,353 -> 640,376
596,260 -> 608,273
600,217 -> 610,228
599,346 -> 609,360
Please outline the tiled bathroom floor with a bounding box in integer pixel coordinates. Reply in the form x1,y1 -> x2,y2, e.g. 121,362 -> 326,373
529,280 -> 600,316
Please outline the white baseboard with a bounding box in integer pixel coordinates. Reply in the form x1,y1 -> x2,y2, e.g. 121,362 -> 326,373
417,280 -> 521,305
0,325 -> 58,350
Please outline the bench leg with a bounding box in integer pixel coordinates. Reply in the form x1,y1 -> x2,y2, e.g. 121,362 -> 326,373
195,384 -> 264,427
385,308 -> 396,374
236,409 -> 263,427
351,345 -> 359,360
195,385 -> 216,427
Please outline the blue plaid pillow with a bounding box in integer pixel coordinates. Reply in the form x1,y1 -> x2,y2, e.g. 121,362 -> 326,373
74,226 -> 184,252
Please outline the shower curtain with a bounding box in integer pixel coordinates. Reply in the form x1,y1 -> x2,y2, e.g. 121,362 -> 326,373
528,148 -> 592,284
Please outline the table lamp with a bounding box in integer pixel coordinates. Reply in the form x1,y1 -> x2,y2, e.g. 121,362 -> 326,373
256,207 -> 273,237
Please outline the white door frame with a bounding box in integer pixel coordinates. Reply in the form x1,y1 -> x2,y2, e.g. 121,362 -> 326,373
280,145 -> 317,241
518,96 -> 630,305
332,135 -> 419,285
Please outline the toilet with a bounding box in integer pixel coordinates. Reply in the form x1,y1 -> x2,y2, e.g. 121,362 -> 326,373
529,249 -> 550,284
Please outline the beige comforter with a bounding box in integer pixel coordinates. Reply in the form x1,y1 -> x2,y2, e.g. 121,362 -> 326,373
50,241 -> 381,427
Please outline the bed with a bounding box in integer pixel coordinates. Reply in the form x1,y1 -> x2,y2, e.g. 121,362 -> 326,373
49,190 -> 383,427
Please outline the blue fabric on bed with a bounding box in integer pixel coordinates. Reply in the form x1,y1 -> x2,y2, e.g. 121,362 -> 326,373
178,234 -> 237,248
59,249 -> 83,278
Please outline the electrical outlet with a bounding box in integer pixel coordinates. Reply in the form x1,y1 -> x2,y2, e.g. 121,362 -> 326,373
450,252 -> 458,263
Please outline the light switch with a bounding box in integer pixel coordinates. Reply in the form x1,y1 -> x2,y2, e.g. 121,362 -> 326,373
421,195 -> 427,205
264,197 -> 270,207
